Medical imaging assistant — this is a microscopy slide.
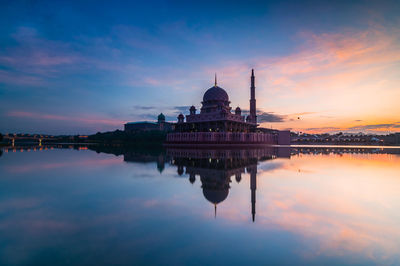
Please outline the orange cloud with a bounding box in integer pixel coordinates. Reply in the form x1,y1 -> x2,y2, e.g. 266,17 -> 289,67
207,25 -> 400,133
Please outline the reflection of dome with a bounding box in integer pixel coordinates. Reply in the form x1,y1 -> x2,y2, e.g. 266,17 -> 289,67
203,86 -> 229,102
235,173 -> 241,183
202,188 -> 229,204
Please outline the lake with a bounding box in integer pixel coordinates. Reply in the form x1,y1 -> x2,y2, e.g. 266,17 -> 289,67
0,145 -> 400,265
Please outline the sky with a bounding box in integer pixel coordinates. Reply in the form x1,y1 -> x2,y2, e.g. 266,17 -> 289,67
0,0 -> 399,135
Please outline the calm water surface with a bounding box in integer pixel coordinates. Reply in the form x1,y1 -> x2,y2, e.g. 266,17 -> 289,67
0,145 -> 400,266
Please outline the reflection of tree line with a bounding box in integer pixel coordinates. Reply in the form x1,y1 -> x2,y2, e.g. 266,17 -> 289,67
292,147 -> 400,155
2,144 -> 399,156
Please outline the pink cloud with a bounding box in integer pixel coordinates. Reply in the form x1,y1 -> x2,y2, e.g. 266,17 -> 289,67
7,111 -> 125,126
202,25 -> 400,133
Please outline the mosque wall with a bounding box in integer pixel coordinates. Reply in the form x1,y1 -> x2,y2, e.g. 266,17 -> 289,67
166,131 -> 278,144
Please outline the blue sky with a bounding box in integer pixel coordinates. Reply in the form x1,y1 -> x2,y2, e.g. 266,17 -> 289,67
1,0 -> 399,134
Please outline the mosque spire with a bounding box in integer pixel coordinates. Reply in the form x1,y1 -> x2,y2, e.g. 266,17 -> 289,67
249,68 -> 257,124
214,73 -> 217,87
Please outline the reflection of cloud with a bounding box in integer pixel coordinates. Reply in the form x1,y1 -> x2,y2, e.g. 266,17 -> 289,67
257,161 -> 286,173
214,153 -> 400,263
5,157 -> 121,173
0,198 -> 42,212
256,154 -> 400,262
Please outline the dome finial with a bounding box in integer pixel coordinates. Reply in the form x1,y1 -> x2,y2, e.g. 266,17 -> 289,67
214,73 -> 217,87
214,204 -> 217,218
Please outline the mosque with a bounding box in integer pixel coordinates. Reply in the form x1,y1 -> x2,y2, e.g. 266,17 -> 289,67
166,69 -> 290,145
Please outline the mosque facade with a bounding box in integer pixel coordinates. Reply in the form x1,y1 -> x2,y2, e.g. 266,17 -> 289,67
166,69 -> 290,145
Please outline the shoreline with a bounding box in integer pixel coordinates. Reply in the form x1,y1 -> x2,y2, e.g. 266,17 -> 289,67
1,142 -> 399,150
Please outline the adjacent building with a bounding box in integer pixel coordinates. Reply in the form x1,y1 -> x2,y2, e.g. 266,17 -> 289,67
124,113 -> 174,133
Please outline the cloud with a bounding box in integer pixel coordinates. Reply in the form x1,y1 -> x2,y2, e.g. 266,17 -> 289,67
205,25 -> 400,133
348,123 -> 398,130
6,111 -> 124,126
132,105 -> 156,110
257,112 -> 286,123
304,127 -> 342,132
173,106 -> 191,114
0,70 -> 45,86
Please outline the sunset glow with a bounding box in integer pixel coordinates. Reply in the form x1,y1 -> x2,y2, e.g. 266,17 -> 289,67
0,1 -> 399,134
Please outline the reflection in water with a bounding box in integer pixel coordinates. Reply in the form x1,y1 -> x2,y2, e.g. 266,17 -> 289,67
167,147 -> 290,222
1,144 -> 400,265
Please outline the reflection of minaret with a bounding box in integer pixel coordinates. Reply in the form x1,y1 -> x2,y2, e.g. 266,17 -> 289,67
177,165 -> 184,176
157,155 -> 165,173
247,165 -> 257,222
189,173 -> 196,184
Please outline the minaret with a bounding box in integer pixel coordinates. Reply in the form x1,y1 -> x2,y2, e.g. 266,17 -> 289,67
249,69 -> 257,124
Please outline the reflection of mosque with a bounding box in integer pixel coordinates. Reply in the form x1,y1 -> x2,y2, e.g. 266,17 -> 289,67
168,148 -> 290,222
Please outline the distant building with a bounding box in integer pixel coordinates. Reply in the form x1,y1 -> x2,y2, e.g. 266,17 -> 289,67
124,113 -> 174,133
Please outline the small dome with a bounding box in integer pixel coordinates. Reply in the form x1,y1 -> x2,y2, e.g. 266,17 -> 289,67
158,113 -> 165,121
203,86 -> 229,102
190,105 -> 196,110
178,113 -> 184,118
235,107 -> 241,115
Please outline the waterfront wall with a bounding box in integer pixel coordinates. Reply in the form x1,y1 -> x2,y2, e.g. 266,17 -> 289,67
166,131 -> 290,145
